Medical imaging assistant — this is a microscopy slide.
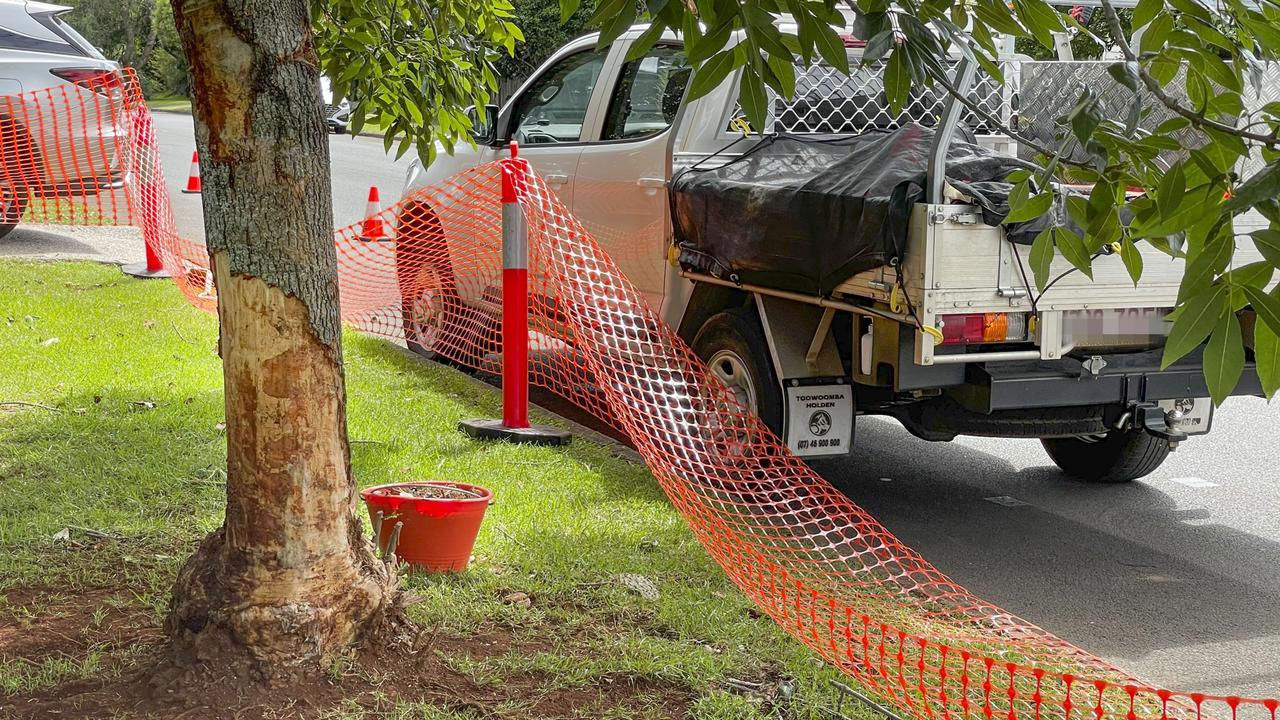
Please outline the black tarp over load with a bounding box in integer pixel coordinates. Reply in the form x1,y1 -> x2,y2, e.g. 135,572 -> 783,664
671,123 -> 1047,296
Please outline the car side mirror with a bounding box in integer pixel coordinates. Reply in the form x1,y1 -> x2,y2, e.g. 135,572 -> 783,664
467,104 -> 500,144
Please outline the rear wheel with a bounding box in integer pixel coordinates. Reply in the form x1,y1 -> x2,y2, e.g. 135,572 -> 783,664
691,308 -> 783,435
0,175 -> 28,240
1041,430 -> 1170,483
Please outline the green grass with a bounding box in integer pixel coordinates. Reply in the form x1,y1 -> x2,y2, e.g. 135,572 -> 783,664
145,96 -> 192,113
0,259 -> 873,719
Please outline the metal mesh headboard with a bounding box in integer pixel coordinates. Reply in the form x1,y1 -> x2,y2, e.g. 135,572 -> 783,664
752,59 -> 1013,136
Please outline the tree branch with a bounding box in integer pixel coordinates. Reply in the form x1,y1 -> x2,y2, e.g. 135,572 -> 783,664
1097,0 -> 1280,148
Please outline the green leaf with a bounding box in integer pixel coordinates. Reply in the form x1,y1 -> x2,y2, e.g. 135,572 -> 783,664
688,19 -> 733,63
1107,62 -> 1140,93
1178,227 -> 1231,303
1226,261 -> 1276,309
1029,226 -> 1055,291
597,0 -> 637,48
883,49 -> 910,114
1224,162 -> 1280,216
1012,0 -> 1064,48
1120,236 -> 1144,286
1203,311 -> 1244,406
1162,283 -> 1228,368
813,24 -> 850,74
1244,285 -> 1280,337
765,53 -> 796,100
738,69 -> 769,132
862,29 -> 894,64
560,0 -> 582,23
1006,191 -> 1053,223
1256,313 -> 1280,400
1135,185 -> 1222,239
1133,0 -> 1162,28
686,47 -> 741,101
1055,228 -> 1095,279
625,22 -> 667,61
1156,161 -> 1186,220
1141,13 -> 1174,54
1251,229 -> 1280,266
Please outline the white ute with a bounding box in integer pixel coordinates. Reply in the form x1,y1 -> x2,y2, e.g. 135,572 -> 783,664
400,13 -> 1267,483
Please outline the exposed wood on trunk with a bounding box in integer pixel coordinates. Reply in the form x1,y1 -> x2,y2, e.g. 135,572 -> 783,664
165,0 -> 396,670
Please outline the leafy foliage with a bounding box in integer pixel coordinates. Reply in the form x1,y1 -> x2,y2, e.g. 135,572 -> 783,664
581,0 -> 1280,403
311,0 -> 524,163
494,0 -> 599,83
62,0 -> 189,98
311,0 -> 1280,402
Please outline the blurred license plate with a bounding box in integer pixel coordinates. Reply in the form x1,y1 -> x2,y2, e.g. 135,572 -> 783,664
1158,397 -> 1213,435
1062,308 -> 1170,348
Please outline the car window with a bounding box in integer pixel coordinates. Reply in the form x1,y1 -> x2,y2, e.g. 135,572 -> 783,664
509,49 -> 608,144
42,14 -> 106,60
602,45 -> 690,142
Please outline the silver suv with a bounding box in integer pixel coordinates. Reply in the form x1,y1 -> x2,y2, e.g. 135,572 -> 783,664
0,0 -> 125,238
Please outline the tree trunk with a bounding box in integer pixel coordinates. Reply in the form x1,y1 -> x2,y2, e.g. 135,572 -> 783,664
165,0 -> 395,670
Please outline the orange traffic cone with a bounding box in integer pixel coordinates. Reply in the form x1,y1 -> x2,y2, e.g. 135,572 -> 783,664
359,186 -> 390,241
181,151 -> 201,194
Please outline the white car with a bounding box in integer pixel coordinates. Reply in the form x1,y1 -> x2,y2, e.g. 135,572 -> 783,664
0,0 -> 125,238
320,76 -> 352,134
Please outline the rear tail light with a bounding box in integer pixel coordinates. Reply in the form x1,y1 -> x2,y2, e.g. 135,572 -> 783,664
50,68 -> 124,98
939,313 -> 1027,345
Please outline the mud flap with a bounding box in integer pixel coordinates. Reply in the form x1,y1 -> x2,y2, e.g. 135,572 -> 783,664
784,378 -> 854,456
753,294 -> 855,457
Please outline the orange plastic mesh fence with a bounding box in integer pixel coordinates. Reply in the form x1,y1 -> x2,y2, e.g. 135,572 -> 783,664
9,70 -> 1278,720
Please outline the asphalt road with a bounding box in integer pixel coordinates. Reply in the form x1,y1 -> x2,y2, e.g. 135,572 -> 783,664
152,111 -> 415,241
0,110 -> 414,265
2,110 -> 1277,698
812,401 -> 1280,697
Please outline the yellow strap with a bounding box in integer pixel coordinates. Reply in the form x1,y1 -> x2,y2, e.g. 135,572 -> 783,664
889,285 -> 905,314
921,325 -> 944,343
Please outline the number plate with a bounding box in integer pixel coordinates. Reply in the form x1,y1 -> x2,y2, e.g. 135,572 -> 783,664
1158,397 -> 1213,435
785,382 -> 853,457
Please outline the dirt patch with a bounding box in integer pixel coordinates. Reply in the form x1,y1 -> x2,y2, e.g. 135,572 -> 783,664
1,588 -> 694,720
370,483 -> 484,500
0,586 -> 161,665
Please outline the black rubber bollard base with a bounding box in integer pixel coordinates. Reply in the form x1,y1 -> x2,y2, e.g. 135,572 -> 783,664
458,418 -> 572,446
121,262 -> 172,279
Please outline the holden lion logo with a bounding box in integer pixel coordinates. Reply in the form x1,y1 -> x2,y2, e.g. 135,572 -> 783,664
1174,398 -> 1196,414
808,410 -> 832,437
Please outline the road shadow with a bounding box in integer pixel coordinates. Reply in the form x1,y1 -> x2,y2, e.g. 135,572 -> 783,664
812,416 -> 1280,694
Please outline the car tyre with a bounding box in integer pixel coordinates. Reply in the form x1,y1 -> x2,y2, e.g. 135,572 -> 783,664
691,308 -> 783,436
1041,430 -> 1170,483
0,175 -> 28,240
396,202 -> 490,368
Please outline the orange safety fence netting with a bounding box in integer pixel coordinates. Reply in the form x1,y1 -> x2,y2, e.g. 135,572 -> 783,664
6,69 -> 1278,720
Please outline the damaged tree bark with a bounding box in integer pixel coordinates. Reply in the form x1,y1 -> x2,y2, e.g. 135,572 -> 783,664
166,0 -> 395,669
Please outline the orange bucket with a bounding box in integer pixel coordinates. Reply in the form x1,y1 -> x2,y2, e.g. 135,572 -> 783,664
360,481 -> 492,572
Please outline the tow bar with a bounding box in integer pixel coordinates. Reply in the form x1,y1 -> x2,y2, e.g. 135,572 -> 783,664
1132,401 -> 1188,444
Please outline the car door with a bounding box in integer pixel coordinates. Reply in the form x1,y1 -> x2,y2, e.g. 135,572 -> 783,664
500,46 -> 613,205
571,42 -> 690,308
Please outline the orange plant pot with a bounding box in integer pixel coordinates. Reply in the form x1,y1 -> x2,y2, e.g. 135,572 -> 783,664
360,481 -> 493,572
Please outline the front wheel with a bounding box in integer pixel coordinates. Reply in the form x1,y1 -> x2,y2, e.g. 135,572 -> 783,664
1041,430 -> 1171,483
